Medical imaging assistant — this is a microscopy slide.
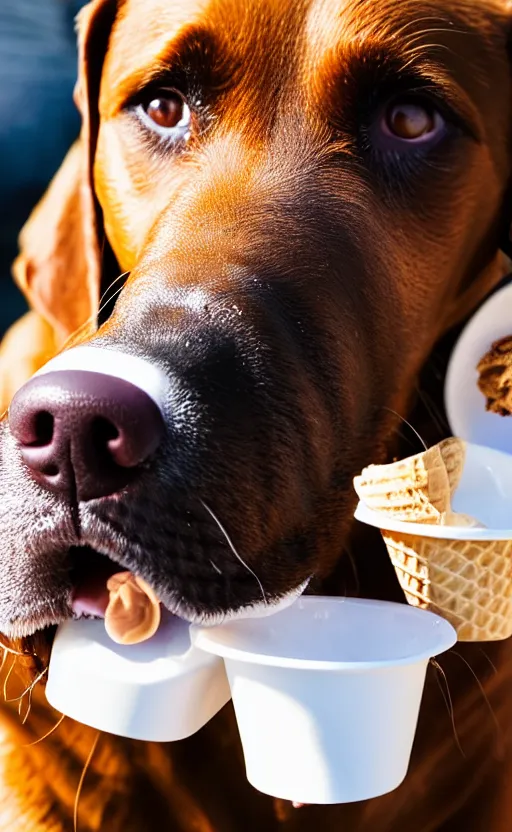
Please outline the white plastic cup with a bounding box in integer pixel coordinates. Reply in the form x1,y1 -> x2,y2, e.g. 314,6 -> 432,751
192,596 -> 456,804
46,612 -> 231,742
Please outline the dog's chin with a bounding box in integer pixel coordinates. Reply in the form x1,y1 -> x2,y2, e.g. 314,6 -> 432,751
164,576 -> 310,626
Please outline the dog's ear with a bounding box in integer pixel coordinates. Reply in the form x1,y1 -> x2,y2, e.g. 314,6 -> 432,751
12,0 -> 117,346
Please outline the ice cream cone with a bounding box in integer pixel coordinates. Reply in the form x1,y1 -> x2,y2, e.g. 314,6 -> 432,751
382,530 -> 512,641
354,440 -> 512,642
353,438 -> 466,524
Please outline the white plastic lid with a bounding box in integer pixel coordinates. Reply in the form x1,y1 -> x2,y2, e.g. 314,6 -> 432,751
46,613 -> 231,742
192,596 -> 457,669
445,281 -> 512,452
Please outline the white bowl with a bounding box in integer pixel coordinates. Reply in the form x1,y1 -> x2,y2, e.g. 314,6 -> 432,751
191,596 -> 456,804
446,281 -> 512,454
46,613 -> 231,742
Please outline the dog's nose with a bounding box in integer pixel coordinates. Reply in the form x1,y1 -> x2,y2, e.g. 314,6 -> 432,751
9,370 -> 164,501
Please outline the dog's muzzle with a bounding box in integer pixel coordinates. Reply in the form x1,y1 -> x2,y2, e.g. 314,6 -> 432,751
0,345 -> 310,637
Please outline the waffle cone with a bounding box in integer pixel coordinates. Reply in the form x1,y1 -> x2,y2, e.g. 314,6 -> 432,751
382,530 -> 512,641
354,438 -> 466,524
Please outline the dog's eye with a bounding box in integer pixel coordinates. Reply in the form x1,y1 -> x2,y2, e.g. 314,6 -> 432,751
146,94 -> 187,129
381,97 -> 444,143
135,89 -> 192,142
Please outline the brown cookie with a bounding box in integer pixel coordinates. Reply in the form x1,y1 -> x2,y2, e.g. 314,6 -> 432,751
477,334 -> 512,416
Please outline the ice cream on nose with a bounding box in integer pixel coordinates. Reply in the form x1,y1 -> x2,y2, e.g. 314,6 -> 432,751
104,572 -> 161,645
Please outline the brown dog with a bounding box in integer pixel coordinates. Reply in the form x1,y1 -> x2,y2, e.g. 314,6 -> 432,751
1,0 -> 512,829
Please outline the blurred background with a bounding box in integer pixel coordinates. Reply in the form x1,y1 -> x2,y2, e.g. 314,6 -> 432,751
0,0 -> 86,335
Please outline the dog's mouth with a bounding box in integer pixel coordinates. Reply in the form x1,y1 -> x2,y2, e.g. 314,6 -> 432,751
0,494 -> 313,642
61,542 -> 311,632
68,546 -> 123,619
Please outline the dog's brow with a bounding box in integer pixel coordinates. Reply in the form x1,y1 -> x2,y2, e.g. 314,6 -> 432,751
101,0 -> 212,111
309,38 -> 482,138
111,26 -> 227,108
304,0 -> 502,139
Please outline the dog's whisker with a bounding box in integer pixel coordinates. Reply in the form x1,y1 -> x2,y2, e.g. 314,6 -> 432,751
430,658 -> 465,758
200,499 -> 268,606
74,731 -> 101,832
99,271 -> 130,307
0,640 -> 35,658
414,386 -> 449,434
20,684 -> 34,726
2,656 -> 17,703
0,648 -> 8,676
59,270 -> 130,353
24,712 -> 66,747
4,666 -> 47,705
60,319 -> 96,353
362,15 -> 469,47
451,650 -> 502,742
478,647 -> 498,676
401,43 -> 460,68
87,284 -> 126,332
209,559 -> 223,576
381,406 -> 428,451
342,545 -> 360,596
96,274 -> 130,318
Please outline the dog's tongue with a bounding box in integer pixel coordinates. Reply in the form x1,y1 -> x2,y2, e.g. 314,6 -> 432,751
71,562 -> 117,618
72,569 -> 161,645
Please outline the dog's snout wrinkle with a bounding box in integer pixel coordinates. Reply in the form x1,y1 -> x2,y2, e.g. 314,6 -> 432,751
9,370 -> 164,502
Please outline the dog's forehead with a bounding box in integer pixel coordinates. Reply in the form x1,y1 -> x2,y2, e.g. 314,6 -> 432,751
102,0 -> 307,105
107,0 -> 510,54
306,0 -> 509,50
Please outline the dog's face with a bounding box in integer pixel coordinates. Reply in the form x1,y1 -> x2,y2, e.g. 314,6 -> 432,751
1,0 -> 512,639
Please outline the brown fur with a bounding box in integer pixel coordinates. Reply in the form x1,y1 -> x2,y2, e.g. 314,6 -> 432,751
2,0 -> 512,829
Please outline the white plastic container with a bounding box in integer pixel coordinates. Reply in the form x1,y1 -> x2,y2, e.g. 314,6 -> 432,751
46,612 -> 231,741
191,596 -> 456,804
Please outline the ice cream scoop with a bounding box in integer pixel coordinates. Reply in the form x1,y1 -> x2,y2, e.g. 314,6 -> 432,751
477,334 -> 512,416
105,572 -> 161,645
445,279 -> 512,454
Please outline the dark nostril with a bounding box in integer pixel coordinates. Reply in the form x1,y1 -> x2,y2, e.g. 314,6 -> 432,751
44,463 -> 60,477
32,411 -> 54,446
91,417 -> 120,446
